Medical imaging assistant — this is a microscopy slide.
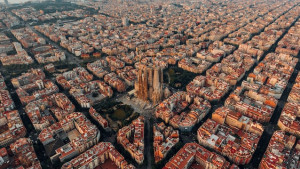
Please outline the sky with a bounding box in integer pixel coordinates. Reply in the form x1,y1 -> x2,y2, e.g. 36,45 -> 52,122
1,0 -> 32,4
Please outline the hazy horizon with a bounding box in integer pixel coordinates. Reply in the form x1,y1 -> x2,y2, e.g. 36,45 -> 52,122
1,0 -> 32,4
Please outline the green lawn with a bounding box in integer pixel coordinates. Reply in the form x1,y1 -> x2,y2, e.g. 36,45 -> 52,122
164,67 -> 197,90
109,104 -> 134,122
94,101 -> 139,127
111,108 -> 127,121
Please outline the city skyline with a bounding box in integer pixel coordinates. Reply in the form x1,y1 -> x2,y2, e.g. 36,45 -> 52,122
2,0 -> 31,4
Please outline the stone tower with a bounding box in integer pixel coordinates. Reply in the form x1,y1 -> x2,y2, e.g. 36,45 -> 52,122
4,0 -> 8,7
135,65 -> 163,104
151,67 -> 163,104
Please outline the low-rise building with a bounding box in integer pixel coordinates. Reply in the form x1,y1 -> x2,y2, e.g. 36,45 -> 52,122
212,106 -> 264,135
155,91 -> 211,132
197,118 -> 262,165
32,45 -> 66,64
0,90 -> 15,113
278,102 -> 300,137
38,112 -> 100,163
62,142 -> 135,169
153,122 -> 179,163
0,110 -> 26,147
11,68 -> 45,88
70,80 -> 113,108
16,79 -> 59,105
117,116 -> 144,164
259,131 -> 300,169
89,107 -> 109,129
163,143 -> 235,169
225,86 -> 278,123
287,73 -> 300,103
9,138 -> 42,169
0,42 -> 34,66
186,76 -> 230,102
56,67 -> 93,90
25,93 -> 75,131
